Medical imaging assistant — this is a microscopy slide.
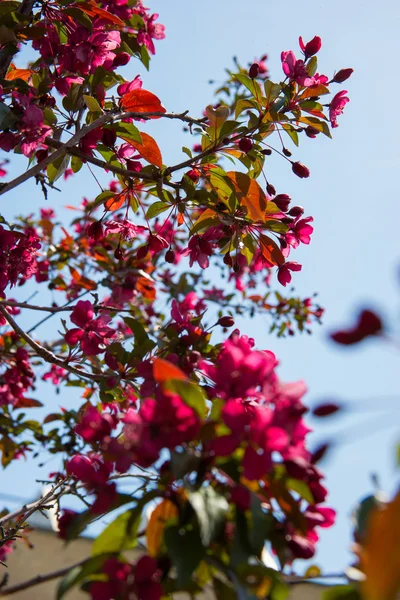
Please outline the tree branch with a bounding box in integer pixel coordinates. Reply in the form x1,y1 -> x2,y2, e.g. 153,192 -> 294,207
0,305 -> 103,382
0,559 -> 86,596
0,110 -> 206,198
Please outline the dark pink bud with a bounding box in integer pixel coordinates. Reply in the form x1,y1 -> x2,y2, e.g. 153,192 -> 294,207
137,245 -> 149,260
165,249 -> 176,263
313,403 -> 341,417
299,35 -> 322,58
288,205 -> 304,217
311,442 -> 330,464
274,194 -> 291,212
186,168 -> 200,183
218,316 -> 235,328
305,125 -> 319,138
331,309 -> 383,345
114,247 -> 124,260
266,182 -> 276,196
87,221 -> 104,241
331,68 -> 354,84
288,534 -> 315,559
261,148 -> 272,155
249,63 -> 260,79
238,138 -> 254,153
112,52 -> 131,67
292,161 -> 310,178
102,128 -> 117,148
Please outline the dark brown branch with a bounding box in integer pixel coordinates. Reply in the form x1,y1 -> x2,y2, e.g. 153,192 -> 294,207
0,110 -> 206,198
0,305 -> 103,382
0,559 -> 86,596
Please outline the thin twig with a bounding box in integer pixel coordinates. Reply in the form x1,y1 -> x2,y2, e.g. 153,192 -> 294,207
0,111 -> 206,198
0,559 -> 86,596
0,305 -> 103,382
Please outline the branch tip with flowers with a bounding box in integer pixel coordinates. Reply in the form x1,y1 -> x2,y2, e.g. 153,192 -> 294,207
0,5 -> 354,598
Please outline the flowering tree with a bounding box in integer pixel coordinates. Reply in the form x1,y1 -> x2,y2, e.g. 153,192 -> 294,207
0,1 -> 355,598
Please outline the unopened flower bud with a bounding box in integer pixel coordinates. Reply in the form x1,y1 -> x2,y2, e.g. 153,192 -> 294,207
87,221 -> 104,241
238,138 -> 253,153
282,147 -> 292,157
274,194 -> 291,212
112,52 -> 130,67
261,148 -> 272,155
299,35 -> 322,59
165,248 -> 176,263
266,182 -> 276,196
218,316 -> 235,328
137,245 -> 149,260
186,168 -> 200,183
288,205 -> 305,217
114,247 -> 124,260
249,63 -> 260,79
312,403 -> 341,417
291,161 -> 310,178
102,128 -> 117,148
305,126 -> 319,138
331,68 -> 354,84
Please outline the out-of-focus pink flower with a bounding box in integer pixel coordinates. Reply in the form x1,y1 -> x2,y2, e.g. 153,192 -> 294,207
65,300 -> 115,355
277,261 -> 302,286
75,405 -> 117,443
331,309 -> 383,345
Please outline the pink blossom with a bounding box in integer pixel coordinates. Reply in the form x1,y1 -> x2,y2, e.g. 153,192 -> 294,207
329,90 -> 350,128
117,75 -> 143,96
105,219 -> 147,240
277,262 -> 302,286
75,405 -> 117,443
182,235 -> 213,269
65,300 -> 115,355
281,51 -> 314,87
42,365 -> 66,386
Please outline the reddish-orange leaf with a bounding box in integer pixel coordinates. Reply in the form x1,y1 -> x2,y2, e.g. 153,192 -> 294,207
136,276 -> 156,300
120,89 -> 166,118
299,85 -> 330,100
120,131 -> 163,168
226,171 -> 267,222
78,2 -> 125,26
259,234 -> 285,267
5,64 -> 33,82
146,499 -> 178,557
104,189 -> 129,212
14,397 -> 43,408
153,358 -> 187,384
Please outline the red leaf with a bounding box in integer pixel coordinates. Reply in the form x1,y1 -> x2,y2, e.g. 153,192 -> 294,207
120,89 -> 166,118
14,397 -> 43,408
226,171 -> 267,222
153,358 -> 187,384
259,234 -> 285,267
120,131 -> 163,168
78,2 -> 125,26
5,64 -> 33,82
104,189 -> 129,212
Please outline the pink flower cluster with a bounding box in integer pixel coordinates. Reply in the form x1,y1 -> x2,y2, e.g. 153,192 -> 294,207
65,301 -> 115,355
0,226 -> 40,294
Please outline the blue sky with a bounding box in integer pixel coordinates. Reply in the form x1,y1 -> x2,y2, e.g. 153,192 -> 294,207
1,0 -> 400,575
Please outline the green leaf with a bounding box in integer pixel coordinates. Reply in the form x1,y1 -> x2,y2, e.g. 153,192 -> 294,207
57,554 -> 111,600
263,80 -> 282,105
71,155 -> 83,174
47,155 -> 70,184
307,56 -> 318,76
281,123 -> 299,146
166,379 -> 207,417
91,507 -> 141,556
0,103 -> 11,129
164,525 -> 205,588
235,74 -> 262,99
113,122 -> 142,144
286,478 -> 314,504
188,486 -> 229,546
235,98 -> 258,119
323,585 -> 361,600
83,94 -> 103,113
146,201 -> 170,220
